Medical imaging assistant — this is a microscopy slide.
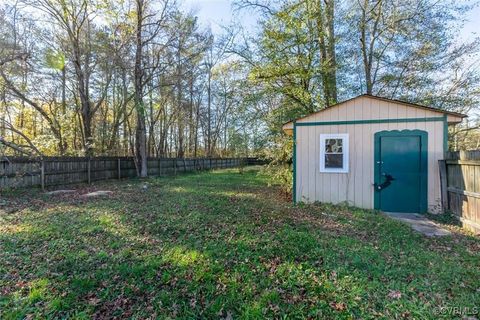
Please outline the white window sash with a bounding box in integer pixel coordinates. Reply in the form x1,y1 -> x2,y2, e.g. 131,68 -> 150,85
319,133 -> 349,173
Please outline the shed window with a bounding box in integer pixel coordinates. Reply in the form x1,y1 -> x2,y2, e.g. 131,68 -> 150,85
320,134 -> 349,173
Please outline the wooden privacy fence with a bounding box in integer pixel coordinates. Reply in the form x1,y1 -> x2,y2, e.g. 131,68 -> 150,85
0,157 -> 250,190
439,150 -> 480,234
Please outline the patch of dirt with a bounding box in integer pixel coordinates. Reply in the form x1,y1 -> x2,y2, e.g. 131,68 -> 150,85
82,191 -> 114,198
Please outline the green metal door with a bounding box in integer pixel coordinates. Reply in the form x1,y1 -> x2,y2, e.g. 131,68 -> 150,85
374,130 -> 428,213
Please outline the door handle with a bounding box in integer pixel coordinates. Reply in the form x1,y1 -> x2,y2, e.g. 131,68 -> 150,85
374,174 -> 395,191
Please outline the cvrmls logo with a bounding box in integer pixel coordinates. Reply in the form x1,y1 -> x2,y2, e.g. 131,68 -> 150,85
434,306 -> 478,316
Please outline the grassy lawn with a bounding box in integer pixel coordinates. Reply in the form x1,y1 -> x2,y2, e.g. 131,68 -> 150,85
1,167 -> 479,319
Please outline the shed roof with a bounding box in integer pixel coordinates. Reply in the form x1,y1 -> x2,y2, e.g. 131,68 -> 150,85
283,94 -> 467,130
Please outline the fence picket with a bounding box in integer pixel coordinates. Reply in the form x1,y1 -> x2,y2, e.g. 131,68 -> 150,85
444,151 -> 480,234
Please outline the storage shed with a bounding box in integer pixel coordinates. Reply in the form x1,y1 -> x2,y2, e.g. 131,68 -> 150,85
283,94 -> 466,213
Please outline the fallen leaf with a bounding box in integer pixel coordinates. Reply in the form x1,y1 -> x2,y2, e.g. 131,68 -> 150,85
329,301 -> 347,311
88,297 -> 101,306
388,290 -> 402,299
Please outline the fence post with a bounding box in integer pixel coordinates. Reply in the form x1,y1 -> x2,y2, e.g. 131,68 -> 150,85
438,160 -> 448,213
158,158 -> 161,176
40,159 -> 45,190
87,157 -> 91,184
117,158 -> 121,180
174,158 -> 177,176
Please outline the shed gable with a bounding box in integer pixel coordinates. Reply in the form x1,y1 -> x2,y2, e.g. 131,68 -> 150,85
283,95 -> 464,134
297,95 -> 443,123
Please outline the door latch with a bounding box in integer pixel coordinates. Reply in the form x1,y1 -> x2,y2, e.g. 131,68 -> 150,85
374,174 -> 395,191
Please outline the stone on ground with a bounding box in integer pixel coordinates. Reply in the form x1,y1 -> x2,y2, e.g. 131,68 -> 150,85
385,212 -> 451,236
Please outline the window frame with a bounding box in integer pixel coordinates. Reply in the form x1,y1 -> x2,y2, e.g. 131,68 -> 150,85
319,133 -> 349,173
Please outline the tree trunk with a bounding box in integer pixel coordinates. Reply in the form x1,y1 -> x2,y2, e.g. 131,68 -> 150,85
188,75 -> 194,156
325,0 -> 337,103
176,37 -> 184,158
207,67 -> 212,156
134,0 -> 148,177
360,0 -> 382,95
315,0 -> 337,106
71,20 -> 95,156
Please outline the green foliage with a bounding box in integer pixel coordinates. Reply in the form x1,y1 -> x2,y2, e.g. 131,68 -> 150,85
246,0 -> 338,194
0,168 -> 479,318
263,163 -> 293,194
250,1 -> 323,115
249,0 -> 480,165
262,135 -> 293,194
44,48 -> 65,71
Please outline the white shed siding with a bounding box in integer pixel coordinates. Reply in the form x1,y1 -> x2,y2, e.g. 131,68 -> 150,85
295,96 -> 445,212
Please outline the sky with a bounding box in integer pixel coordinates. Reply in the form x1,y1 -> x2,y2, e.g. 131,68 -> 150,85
183,0 -> 480,43
462,4 -> 480,42
182,0 -> 260,34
